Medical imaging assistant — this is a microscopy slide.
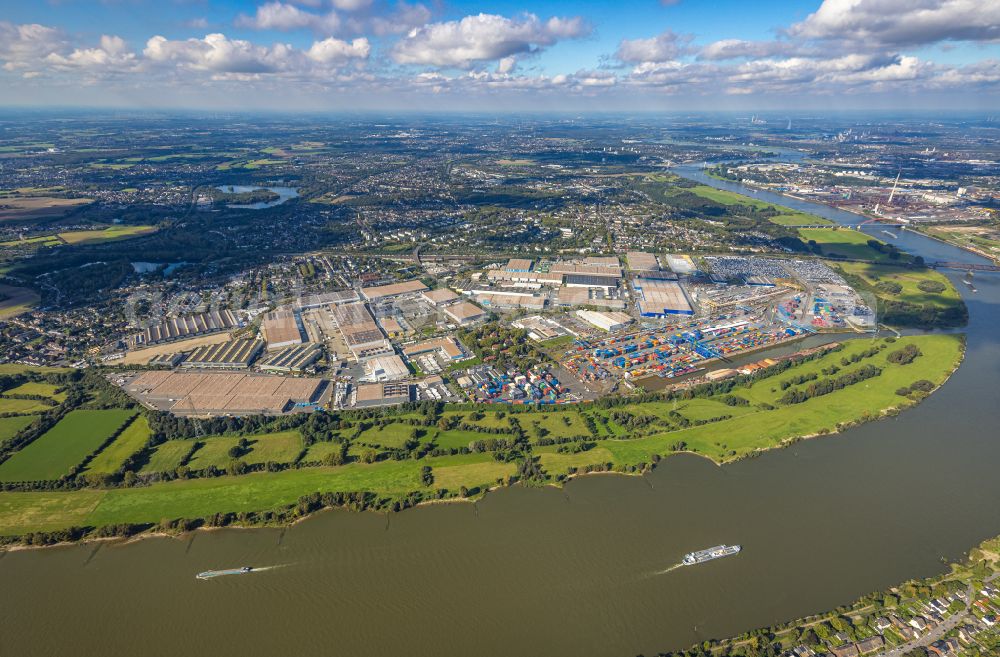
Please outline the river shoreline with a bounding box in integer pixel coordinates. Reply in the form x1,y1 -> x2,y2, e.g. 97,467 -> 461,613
0,334 -> 964,553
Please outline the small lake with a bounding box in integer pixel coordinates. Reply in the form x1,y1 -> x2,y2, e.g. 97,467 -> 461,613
216,185 -> 299,210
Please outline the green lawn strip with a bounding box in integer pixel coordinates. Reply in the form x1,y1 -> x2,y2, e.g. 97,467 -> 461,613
835,261 -> 961,310
2,381 -> 66,402
0,365 -> 73,375
186,431 -> 303,470
139,440 -> 196,474
596,335 -> 961,464
356,423 -> 420,449
57,225 -> 157,245
0,409 -> 136,482
798,228 -> 904,262
433,429 -> 485,450
0,415 -> 36,444
302,441 -> 346,463
536,446 -> 615,474
769,212 -> 834,226
0,398 -> 53,414
82,416 -> 151,476
85,453 -> 507,528
0,489 -> 107,535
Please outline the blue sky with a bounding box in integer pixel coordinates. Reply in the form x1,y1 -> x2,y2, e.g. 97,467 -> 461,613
2,0 -> 999,110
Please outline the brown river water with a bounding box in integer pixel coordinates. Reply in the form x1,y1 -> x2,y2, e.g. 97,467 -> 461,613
2,174 -> 999,657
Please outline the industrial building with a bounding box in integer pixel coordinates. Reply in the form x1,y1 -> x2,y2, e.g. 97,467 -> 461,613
180,339 -> 264,369
363,354 -> 410,382
575,310 -> 635,332
258,343 -> 323,374
360,279 -> 428,301
421,288 -> 460,305
664,254 -> 697,274
125,370 -> 326,415
473,292 -> 546,311
295,290 -> 359,309
353,382 -> 413,408
486,269 -> 562,285
555,287 -> 627,309
330,302 -> 391,360
261,309 -> 304,350
550,263 -> 622,289
444,301 -> 487,325
633,278 -> 694,317
139,309 -> 239,346
626,251 -> 660,272
401,336 -> 468,362
504,258 -> 534,273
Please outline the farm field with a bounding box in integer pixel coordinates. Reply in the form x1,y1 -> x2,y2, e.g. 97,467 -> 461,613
798,228 -> 904,262
0,415 -> 35,444
0,452 -> 515,534
0,196 -> 91,222
0,364 -> 73,375
0,409 -> 135,482
139,440 -> 196,474
356,423 -> 419,449
0,398 -> 53,414
57,225 -> 157,245
186,431 -> 303,470
2,381 -> 66,402
82,416 -> 151,476
0,283 -> 40,319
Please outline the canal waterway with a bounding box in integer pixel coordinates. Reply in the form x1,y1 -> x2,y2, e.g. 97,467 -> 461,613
1,168 -> 998,657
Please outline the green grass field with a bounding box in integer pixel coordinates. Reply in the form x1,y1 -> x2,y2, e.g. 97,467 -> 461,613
0,409 -> 135,482
186,431 -> 303,470
0,364 -> 73,375
57,225 -> 157,245
0,398 -> 53,414
1,381 -> 66,402
521,411 -> 590,441
798,228 -> 905,262
139,440 -> 197,474
0,415 -> 36,445
684,185 -> 832,225
356,423 -> 419,449
835,262 -> 961,309
0,453 -> 516,534
82,416 -> 151,476
593,335 -> 960,464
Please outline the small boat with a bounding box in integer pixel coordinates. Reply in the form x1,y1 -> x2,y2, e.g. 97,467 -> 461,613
196,566 -> 253,580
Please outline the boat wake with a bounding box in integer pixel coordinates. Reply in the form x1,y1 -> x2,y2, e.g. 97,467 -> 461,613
196,564 -> 289,580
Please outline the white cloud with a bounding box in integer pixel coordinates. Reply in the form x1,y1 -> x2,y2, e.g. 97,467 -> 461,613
496,56 -> 517,74
306,36 -> 370,63
235,2 -> 341,34
0,22 -> 64,71
392,13 -> 591,68
616,30 -> 689,63
698,38 -> 799,61
367,2 -> 433,36
331,0 -> 372,10
790,0 -> 1000,48
144,32 -> 367,75
45,35 -> 136,71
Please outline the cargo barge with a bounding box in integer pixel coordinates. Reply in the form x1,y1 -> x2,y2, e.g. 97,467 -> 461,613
682,545 -> 741,565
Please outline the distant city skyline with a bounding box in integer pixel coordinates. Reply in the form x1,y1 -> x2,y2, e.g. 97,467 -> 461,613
2,0 -> 999,110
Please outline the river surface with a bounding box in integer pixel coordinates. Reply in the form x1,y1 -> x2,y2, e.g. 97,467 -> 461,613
2,169 -> 999,657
